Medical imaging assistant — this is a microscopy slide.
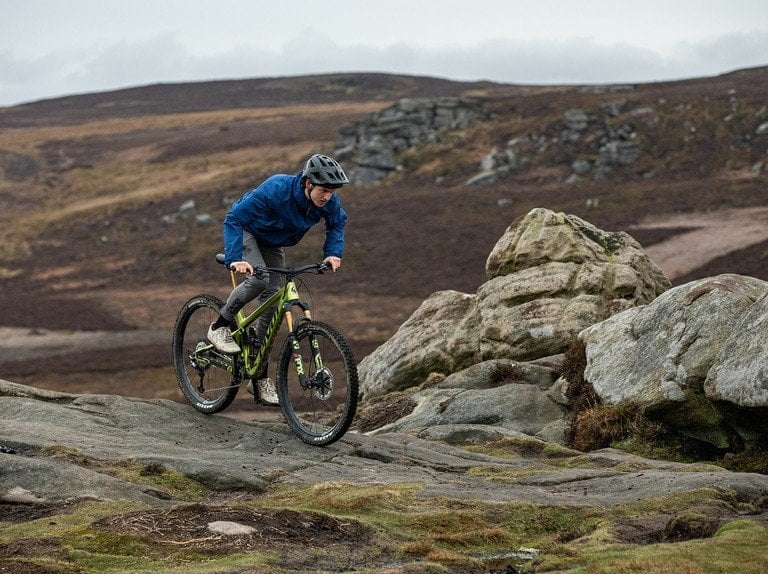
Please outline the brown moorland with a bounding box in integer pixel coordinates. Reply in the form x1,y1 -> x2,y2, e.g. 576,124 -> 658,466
1,69 -> 767,413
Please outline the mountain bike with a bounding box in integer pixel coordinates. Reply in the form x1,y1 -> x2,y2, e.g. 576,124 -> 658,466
172,254 -> 358,446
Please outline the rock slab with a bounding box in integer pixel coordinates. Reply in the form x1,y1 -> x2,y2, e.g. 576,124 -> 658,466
2,380 -> 767,510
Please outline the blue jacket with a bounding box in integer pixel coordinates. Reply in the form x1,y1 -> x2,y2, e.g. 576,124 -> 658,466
223,172 -> 347,266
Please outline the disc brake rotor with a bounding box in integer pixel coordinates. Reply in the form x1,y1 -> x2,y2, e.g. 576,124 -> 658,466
312,367 -> 334,400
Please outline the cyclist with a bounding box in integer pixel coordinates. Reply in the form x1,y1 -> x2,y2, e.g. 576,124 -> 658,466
207,153 -> 349,405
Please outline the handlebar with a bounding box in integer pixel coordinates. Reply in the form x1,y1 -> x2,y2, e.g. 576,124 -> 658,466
215,254 -> 329,278
247,262 -> 329,277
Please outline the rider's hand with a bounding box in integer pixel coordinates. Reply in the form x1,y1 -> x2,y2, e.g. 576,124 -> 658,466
323,256 -> 341,272
230,261 -> 254,275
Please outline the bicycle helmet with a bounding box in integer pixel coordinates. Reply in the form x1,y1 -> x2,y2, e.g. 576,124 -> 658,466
303,154 -> 350,188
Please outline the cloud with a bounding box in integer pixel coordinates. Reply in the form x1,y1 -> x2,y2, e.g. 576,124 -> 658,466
402,38 -> 664,84
1,29 -> 767,106
669,30 -> 768,73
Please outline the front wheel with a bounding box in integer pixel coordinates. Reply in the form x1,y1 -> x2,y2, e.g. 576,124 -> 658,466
172,294 -> 240,414
277,321 -> 358,446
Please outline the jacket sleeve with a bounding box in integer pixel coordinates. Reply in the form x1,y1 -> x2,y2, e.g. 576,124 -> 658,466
222,190 -> 273,266
222,211 -> 245,267
322,205 -> 347,258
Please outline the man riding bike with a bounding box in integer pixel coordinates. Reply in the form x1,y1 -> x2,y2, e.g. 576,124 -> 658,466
207,153 -> 349,405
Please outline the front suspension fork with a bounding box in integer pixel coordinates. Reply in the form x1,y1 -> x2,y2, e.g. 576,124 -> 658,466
289,335 -> 310,389
285,304 -> 322,390
289,333 -> 325,390
284,302 -> 305,389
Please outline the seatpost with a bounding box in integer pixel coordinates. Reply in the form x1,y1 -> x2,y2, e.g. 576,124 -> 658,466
229,269 -> 238,289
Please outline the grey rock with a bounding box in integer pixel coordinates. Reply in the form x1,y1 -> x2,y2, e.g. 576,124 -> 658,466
705,291 -> 768,409
580,274 -> 768,447
369,383 -> 566,439
599,140 -> 640,165
601,100 -> 627,117
464,169 -> 499,186
195,213 -> 215,225
564,108 -> 589,131
415,423 -> 550,446
360,209 -> 670,400
438,359 -> 556,391
3,381 -> 767,510
572,159 -> 591,175
2,453 -> 174,506
337,97 -> 485,184
357,290 -> 480,398
208,521 -> 257,535
485,208 -> 669,298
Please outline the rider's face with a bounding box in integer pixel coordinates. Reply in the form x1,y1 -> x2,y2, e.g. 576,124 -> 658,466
306,183 -> 336,207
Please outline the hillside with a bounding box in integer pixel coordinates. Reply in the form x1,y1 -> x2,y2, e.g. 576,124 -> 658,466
1,69 -> 767,403
0,73 -> 504,127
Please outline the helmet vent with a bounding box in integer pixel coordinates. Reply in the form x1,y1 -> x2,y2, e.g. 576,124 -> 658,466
304,154 -> 350,186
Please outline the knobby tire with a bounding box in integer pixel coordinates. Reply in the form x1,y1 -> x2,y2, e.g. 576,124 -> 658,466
276,320 -> 358,446
172,294 -> 240,414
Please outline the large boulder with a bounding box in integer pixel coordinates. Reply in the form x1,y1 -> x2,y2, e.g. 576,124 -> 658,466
485,208 -> 669,299
359,208 -> 670,399
357,290 -> 481,399
705,289 -> 768,411
580,274 -> 768,447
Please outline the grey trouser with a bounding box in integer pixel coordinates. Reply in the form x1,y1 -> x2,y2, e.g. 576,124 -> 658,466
220,231 -> 285,338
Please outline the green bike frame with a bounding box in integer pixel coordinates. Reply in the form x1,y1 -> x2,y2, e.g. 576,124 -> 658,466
222,267 -> 323,390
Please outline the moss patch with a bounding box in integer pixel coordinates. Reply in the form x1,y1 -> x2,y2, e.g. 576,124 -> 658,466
2,481 -> 767,573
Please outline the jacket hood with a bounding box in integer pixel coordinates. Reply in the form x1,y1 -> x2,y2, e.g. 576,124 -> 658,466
291,171 -> 313,211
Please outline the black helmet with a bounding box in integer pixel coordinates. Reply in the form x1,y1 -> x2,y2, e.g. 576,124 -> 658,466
303,154 -> 349,188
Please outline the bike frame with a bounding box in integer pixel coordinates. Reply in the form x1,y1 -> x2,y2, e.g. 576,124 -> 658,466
189,264 -> 325,391
230,268 -> 325,390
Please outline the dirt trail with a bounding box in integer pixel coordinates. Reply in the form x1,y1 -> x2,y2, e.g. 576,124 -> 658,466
634,207 -> 768,280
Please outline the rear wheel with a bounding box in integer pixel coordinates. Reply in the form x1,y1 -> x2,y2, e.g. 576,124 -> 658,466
277,321 -> 358,446
172,294 -> 240,414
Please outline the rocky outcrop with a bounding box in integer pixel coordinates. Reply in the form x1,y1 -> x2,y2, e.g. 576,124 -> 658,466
359,208 -> 768,451
478,212 -> 668,361
356,289 -> 481,399
359,208 -> 670,400
580,274 -> 768,448
335,97 -> 485,184
465,102 -> 644,185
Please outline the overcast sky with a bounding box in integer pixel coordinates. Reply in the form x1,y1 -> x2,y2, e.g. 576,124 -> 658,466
2,0 -> 767,107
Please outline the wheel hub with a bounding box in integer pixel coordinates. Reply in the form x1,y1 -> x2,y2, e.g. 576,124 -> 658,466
311,367 -> 334,400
